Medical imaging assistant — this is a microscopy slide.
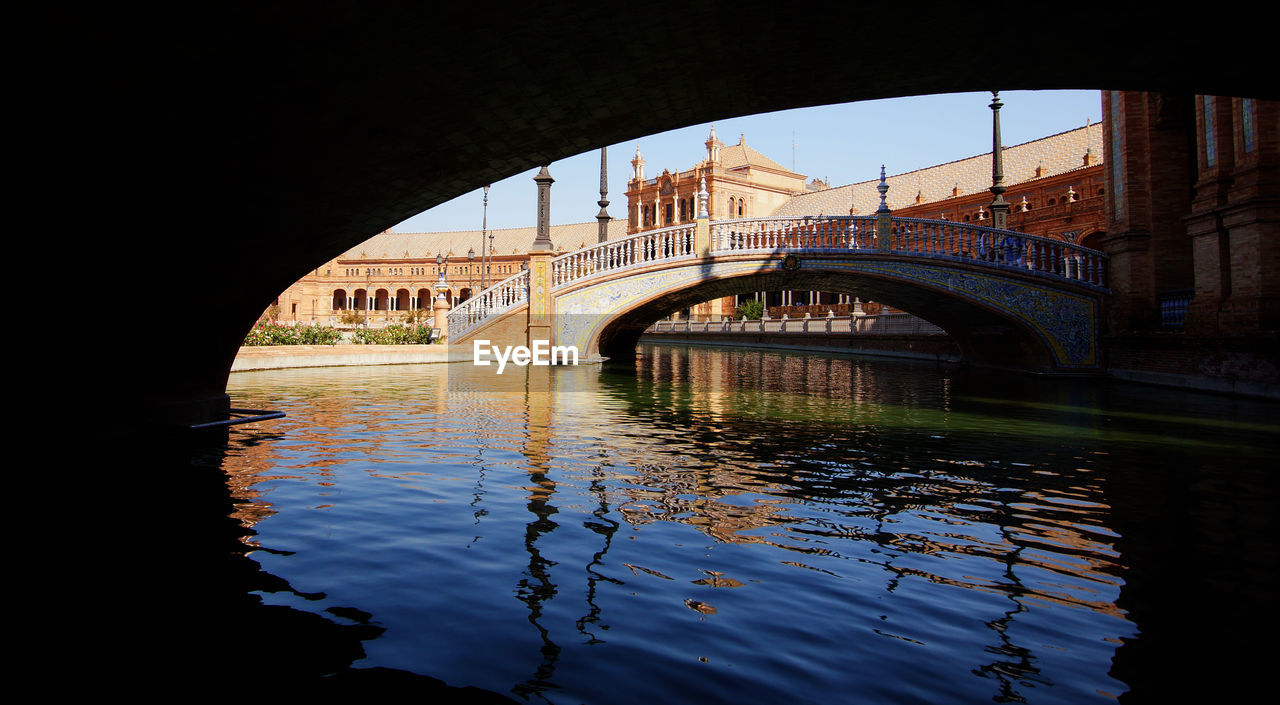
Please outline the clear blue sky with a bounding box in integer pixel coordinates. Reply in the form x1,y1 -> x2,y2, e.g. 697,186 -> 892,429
395,90 -> 1102,234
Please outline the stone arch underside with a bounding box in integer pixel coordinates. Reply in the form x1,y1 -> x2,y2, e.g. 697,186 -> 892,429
555,258 -> 1101,372
38,5 -> 1274,427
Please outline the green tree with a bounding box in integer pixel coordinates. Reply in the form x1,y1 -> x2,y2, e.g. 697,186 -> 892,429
735,299 -> 764,320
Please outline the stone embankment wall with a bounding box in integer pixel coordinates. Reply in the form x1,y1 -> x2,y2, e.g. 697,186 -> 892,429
641,314 -> 960,363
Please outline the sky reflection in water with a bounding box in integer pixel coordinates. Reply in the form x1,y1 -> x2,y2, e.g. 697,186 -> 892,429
222,345 -> 1277,704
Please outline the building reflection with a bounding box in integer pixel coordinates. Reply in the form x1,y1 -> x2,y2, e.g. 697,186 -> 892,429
221,353 -> 1136,699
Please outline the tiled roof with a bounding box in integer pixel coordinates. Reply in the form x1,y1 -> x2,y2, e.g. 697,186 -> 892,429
719,140 -> 798,175
337,219 -> 630,261
771,123 -> 1103,217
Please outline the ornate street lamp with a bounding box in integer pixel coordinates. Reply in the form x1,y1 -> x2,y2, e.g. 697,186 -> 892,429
467,246 -> 475,301
435,252 -> 449,306
989,91 -> 1010,230
480,184 -> 490,290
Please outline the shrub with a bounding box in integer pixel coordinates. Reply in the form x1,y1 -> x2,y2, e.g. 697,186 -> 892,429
735,299 -> 764,320
351,324 -> 436,345
243,321 -> 342,346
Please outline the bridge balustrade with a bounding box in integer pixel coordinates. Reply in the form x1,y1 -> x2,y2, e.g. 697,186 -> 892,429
552,223 -> 697,289
447,215 -> 1107,340
446,270 -> 529,339
712,216 -> 881,252
713,216 -> 1107,287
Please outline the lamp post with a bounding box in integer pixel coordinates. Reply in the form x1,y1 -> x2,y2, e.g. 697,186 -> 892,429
480,184 -> 490,290
988,91 -> 1010,230
467,247 -> 475,301
436,252 -> 448,303
433,252 -> 450,340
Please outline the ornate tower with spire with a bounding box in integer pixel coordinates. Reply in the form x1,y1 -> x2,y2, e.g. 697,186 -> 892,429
631,145 -> 645,182
705,124 -> 722,163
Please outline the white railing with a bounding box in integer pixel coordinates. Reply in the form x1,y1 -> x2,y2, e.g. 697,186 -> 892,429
711,216 -> 1108,287
712,216 -> 879,252
446,270 -> 528,339
552,222 -> 697,290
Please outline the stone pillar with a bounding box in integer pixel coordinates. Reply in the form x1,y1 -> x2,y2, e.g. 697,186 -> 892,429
875,165 -> 892,251
526,252 -> 554,345
695,176 -> 711,256
529,165 -> 556,346
433,293 -> 449,340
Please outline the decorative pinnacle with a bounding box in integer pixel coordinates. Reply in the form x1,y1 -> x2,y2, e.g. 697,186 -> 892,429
875,165 -> 890,214
698,175 -> 709,218
533,165 -> 554,251
597,147 -> 610,243
989,91 -> 1007,196
597,147 -> 610,213
599,147 -> 609,202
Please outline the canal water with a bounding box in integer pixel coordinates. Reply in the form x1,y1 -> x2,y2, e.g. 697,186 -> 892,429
221,344 -> 1277,703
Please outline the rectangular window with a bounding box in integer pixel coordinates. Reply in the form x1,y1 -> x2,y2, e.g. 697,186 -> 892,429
1203,95 -> 1216,168
1243,98 -> 1256,153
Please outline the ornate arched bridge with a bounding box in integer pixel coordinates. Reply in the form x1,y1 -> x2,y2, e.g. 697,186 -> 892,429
449,212 -> 1109,372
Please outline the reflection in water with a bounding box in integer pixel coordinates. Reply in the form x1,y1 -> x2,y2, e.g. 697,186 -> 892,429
222,345 -> 1278,703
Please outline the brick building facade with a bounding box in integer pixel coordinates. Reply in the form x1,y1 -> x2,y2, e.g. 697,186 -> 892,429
1102,92 -> 1277,393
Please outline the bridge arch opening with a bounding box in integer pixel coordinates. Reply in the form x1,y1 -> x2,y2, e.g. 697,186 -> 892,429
589,267 -> 1056,372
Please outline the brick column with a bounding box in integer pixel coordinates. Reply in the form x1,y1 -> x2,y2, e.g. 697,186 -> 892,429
1102,91 -> 1195,333
1214,98 -> 1279,335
